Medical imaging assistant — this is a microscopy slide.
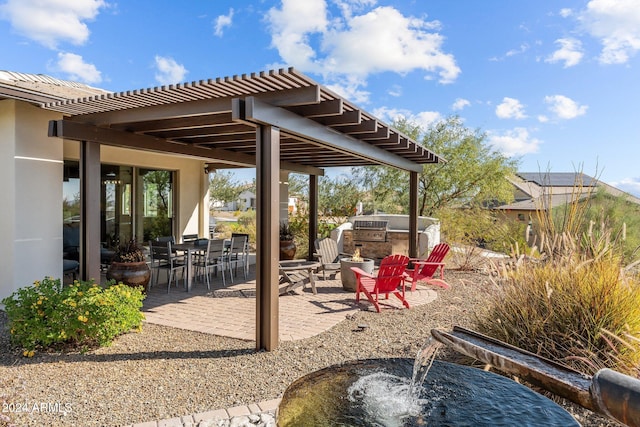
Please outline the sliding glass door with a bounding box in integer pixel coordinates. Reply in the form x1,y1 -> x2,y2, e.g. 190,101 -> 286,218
102,164 -> 133,248
136,168 -> 174,243
62,161 -> 175,253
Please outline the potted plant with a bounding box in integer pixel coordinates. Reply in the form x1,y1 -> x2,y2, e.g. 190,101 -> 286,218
279,221 -> 296,260
106,238 -> 151,293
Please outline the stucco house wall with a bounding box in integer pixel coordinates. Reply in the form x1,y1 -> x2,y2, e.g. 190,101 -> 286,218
0,98 -> 210,304
0,99 -> 64,301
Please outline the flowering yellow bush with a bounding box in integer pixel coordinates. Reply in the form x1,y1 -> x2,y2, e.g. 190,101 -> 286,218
2,277 -> 145,355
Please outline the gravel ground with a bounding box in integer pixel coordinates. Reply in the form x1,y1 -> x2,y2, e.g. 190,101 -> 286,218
0,271 -> 622,427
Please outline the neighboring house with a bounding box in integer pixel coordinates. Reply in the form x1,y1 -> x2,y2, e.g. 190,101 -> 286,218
494,172 -> 640,224
236,190 -> 256,211
212,190 -> 256,211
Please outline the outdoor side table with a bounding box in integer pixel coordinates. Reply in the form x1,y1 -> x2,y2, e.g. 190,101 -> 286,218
278,260 -> 321,295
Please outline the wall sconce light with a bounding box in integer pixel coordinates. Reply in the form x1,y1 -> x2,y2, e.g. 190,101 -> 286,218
204,164 -> 211,174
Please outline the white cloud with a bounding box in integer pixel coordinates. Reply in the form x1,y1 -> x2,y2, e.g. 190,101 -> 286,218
505,43 -> 529,57
266,0 -> 328,72
388,84 -> 402,97
154,56 -> 188,85
496,97 -> 527,119
488,128 -> 541,157
545,38 -> 584,67
578,0 -> 640,64
452,98 -> 470,111
333,0 -> 377,20
537,115 -> 549,123
0,0 -> 105,49
266,1 -> 460,96
544,95 -> 588,119
326,76 -> 370,104
559,8 -> 573,18
372,106 -> 441,130
214,8 -> 234,37
55,52 -> 102,84
612,177 -> 640,197
322,7 -> 459,82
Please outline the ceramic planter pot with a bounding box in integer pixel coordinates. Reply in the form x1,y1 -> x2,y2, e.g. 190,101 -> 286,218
106,261 -> 151,293
280,240 -> 296,260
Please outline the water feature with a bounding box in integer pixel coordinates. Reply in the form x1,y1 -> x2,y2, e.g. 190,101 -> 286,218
344,339 -> 442,426
277,339 -> 580,426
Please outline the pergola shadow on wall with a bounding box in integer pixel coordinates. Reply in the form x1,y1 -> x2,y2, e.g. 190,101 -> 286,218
45,68 -> 443,351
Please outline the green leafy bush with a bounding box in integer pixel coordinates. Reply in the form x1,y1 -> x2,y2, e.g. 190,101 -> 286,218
2,278 -> 145,355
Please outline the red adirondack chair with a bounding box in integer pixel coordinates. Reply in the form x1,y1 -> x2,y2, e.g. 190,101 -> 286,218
405,242 -> 450,291
351,254 -> 410,313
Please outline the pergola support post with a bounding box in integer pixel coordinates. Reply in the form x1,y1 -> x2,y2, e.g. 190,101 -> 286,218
79,140 -> 102,282
308,174 -> 318,260
255,124 -> 280,351
409,171 -> 419,259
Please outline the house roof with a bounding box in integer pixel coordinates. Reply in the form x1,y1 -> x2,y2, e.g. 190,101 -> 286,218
41,68 -> 442,174
497,193 -> 591,211
496,171 -> 640,211
517,172 -> 598,187
0,70 -> 108,104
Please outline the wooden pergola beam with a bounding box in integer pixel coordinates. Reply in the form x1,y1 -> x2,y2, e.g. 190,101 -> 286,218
240,97 -> 424,173
255,124 -> 280,351
48,119 -> 324,175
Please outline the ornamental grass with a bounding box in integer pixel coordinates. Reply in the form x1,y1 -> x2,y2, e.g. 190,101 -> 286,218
476,172 -> 640,377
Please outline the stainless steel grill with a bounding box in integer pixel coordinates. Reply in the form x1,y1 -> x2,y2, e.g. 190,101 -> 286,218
352,220 -> 389,242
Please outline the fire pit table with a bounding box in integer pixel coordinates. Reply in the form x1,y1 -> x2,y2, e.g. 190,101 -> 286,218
340,256 -> 375,291
278,260 -> 321,295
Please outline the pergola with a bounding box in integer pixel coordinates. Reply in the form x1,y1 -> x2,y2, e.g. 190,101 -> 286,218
45,68 -> 443,350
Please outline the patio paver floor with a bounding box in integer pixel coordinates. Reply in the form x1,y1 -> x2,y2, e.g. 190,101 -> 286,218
142,263 -> 438,342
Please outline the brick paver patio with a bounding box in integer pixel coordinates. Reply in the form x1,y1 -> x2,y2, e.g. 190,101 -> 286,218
142,262 -> 438,342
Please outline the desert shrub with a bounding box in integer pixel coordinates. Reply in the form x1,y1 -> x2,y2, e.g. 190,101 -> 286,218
214,221 -> 232,238
438,207 -> 532,270
318,222 -> 338,239
439,207 -> 532,254
2,278 -> 145,355
477,254 -> 640,376
288,212 -> 309,259
477,177 -> 640,377
234,210 -> 256,248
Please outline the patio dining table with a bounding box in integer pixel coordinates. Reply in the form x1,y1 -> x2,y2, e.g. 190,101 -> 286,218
172,239 -> 228,292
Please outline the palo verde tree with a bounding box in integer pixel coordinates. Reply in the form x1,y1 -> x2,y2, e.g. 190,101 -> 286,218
419,116 -> 518,215
208,170 -> 243,209
286,173 -> 363,221
354,116 -> 518,216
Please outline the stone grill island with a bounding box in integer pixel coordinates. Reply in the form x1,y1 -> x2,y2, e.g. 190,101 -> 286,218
340,215 -> 440,261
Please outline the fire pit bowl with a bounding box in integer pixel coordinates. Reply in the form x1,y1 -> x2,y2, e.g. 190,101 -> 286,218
277,358 -> 580,426
340,257 -> 374,291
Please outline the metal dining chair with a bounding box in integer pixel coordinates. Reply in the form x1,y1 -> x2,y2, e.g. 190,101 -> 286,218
182,234 -> 198,243
194,239 -> 227,288
226,235 -> 249,282
148,240 -> 185,292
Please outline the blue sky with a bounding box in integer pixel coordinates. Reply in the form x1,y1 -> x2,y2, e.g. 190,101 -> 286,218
2,0 -> 639,196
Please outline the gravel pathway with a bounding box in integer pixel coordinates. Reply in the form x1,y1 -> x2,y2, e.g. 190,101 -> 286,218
0,271 -> 620,427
